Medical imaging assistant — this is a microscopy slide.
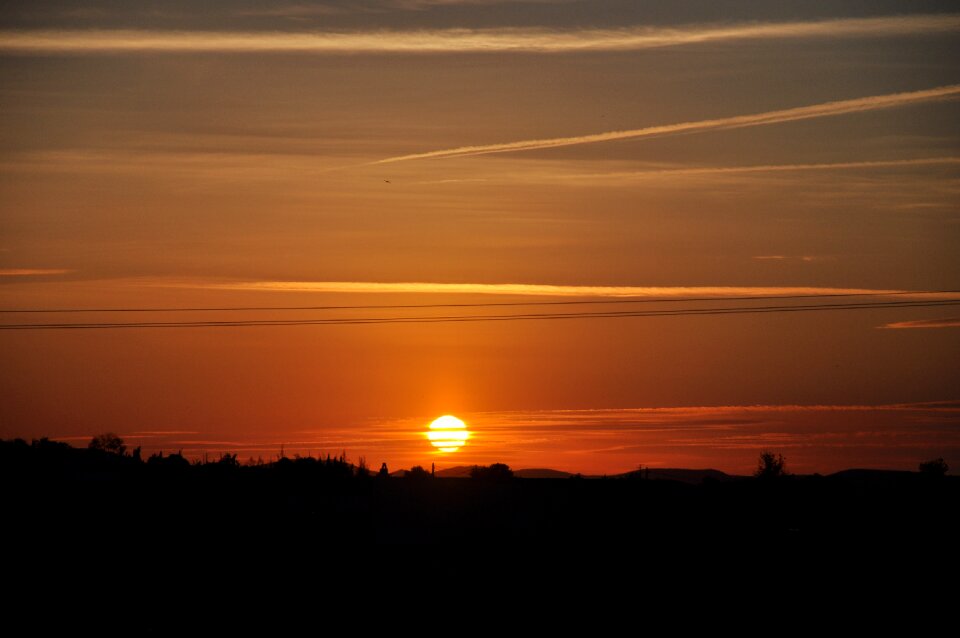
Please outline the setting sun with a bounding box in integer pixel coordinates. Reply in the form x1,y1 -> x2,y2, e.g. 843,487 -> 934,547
427,415 -> 470,453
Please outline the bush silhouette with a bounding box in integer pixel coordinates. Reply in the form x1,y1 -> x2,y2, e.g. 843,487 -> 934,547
406,465 -> 431,479
470,463 -> 514,481
217,453 -> 239,468
919,458 -> 949,477
754,452 -> 787,479
89,433 -> 126,455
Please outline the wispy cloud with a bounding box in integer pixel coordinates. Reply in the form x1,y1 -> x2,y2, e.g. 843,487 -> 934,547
128,430 -> 200,436
234,4 -> 346,17
375,85 -> 960,163
390,403 -> 960,473
1,14 -> 958,54
753,255 -> 829,263
554,158 -> 960,183
881,317 -> 960,329
82,402 -> 960,474
451,157 -> 960,187
197,281 -> 906,298
388,0 -> 572,8
0,268 -> 73,276
240,0 -> 572,13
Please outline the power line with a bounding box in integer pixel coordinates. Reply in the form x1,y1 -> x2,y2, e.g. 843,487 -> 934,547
2,299 -> 957,330
0,289 -> 957,314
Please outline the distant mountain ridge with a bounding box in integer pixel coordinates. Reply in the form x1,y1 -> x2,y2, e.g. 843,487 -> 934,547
401,465 -> 744,483
431,466 -> 577,479
391,465 -> 945,484
618,468 -> 743,483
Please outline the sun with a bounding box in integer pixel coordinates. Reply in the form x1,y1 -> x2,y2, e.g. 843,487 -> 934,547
427,415 -> 470,453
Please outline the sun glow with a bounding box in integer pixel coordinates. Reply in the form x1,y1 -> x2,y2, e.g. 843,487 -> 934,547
427,415 -> 470,453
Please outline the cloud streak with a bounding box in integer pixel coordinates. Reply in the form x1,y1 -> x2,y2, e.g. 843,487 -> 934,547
375,85 -> 960,163
753,255 -> 824,262
77,402 -> 960,474
388,0 -> 572,9
557,157 -> 960,182
0,269 -> 73,276
200,281 -> 909,298
1,14 -> 958,55
881,317 -> 960,329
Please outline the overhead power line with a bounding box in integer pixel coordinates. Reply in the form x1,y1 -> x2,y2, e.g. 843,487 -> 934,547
0,289 -> 957,314
1,299 -> 957,330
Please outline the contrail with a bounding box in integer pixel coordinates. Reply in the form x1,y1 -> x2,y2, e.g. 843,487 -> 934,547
373,84 -> 960,164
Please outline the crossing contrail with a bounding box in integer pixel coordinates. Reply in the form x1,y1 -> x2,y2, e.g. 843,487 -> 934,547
373,84 -> 960,164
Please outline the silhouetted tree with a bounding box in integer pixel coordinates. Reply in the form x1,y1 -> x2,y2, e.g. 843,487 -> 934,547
378,462 -> 389,478
356,456 -> 370,478
919,458 -> 949,477
406,465 -> 431,479
89,433 -> 126,455
754,451 -> 787,479
470,463 -> 514,481
217,453 -> 239,468
147,451 -> 189,468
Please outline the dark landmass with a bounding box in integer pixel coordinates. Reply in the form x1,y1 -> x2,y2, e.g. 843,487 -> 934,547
513,467 -> 576,479
4,437 -> 957,552
620,467 -> 742,483
430,465 -> 739,481
6,434 -> 960,627
435,465 -> 574,478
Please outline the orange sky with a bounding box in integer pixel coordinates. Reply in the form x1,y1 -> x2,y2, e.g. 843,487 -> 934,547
1,1 -> 958,474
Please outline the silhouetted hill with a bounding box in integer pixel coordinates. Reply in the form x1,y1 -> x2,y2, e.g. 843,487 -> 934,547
825,468 -> 933,486
432,466 -> 573,478
411,466 -> 733,480
619,467 -> 743,484
828,468 -> 917,480
434,465 -> 473,477
514,468 -> 574,479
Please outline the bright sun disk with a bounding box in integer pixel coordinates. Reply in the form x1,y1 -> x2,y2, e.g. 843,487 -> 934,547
427,415 -> 470,453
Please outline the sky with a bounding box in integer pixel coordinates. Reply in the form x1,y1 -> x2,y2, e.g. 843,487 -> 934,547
1,1 -> 959,475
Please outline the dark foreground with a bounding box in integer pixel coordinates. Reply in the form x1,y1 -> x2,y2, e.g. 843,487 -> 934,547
5,439 -> 958,548
5,438 -> 959,628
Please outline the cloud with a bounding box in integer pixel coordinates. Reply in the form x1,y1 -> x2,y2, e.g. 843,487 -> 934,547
388,0 -> 572,8
128,430 -> 200,436
39,402 -> 960,475
0,268 -> 72,276
242,0 -> 573,12
100,402 -> 960,474
553,158 -> 960,183
375,85 -> 960,163
234,4 -> 345,17
881,317 -> 960,329
195,281 -> 907,298
1,14 -> 958,54
753,255 -> 831,263
418,157 -> 960,188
